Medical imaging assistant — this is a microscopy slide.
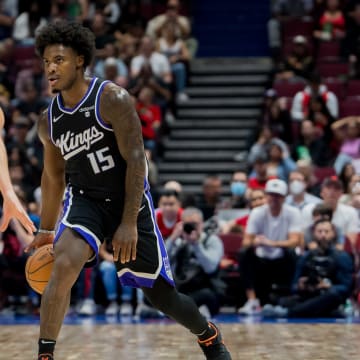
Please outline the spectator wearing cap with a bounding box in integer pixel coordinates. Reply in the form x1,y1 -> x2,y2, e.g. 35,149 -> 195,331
286,170 -> 322,210
302,176 -> 359,250
275,35 -> 315,82
237,179 -> 302,315
267,0 -> 314,63
291,71 -> 339,123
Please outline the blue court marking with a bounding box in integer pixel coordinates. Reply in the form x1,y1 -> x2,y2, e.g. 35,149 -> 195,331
1,313 -> 360,326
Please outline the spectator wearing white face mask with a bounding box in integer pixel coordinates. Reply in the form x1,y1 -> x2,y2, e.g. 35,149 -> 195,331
286,170 -> 322,210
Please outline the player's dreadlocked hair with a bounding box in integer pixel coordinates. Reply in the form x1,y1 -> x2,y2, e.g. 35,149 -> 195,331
35,20 -> 95,69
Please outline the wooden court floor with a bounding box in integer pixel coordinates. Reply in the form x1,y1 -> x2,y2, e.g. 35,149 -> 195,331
2,322 -> 360,360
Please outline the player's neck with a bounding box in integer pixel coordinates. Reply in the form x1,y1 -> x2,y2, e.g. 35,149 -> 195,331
60,76 -> 91,109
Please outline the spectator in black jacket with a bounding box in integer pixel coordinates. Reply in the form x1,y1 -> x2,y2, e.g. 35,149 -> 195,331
262,219 -> 354,318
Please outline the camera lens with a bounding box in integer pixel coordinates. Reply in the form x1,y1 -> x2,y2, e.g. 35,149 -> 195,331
183,222 -> 196,234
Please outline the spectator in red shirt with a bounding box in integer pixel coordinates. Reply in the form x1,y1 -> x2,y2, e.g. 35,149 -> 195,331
314,0 -> 346,41
248,153 -> 276,190
221,189 -> 266,235
136,86 -> 162,151
155,188 -> 183,241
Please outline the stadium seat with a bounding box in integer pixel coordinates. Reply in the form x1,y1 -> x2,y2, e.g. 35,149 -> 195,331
273,81 -> 305,97
313,166 -> 336,184
340,96 -> 360,117
347,80 -> 360,97
318,62 -> 349,78
219,234 -> 243,261
324,78 -> 346,99
282,18 -> 314,39
316,41 -> 341,62
13,45 -> 35,72
219,234 -> 244,307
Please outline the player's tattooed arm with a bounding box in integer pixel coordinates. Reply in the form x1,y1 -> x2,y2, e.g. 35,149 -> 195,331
101,84 -> 145,226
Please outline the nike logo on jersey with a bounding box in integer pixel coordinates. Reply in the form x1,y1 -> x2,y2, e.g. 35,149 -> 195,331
55,126 -> 105,160
138,205 -> 145,213
53,113 -> 64,123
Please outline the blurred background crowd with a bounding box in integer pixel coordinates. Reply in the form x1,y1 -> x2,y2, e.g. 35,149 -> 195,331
1,0 -> 360,321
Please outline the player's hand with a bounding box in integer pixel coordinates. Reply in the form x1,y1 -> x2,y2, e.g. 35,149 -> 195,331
112,223 -> 138,264
0,192 -> 36,234
24,233 -> 54,253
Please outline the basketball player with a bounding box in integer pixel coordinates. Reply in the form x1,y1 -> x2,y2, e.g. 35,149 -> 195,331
26,21 -> 231,360
0,107 -> 35,234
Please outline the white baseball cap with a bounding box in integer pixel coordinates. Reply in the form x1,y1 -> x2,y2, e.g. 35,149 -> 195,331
293,35 -> 307,45
265,179 -> 288,196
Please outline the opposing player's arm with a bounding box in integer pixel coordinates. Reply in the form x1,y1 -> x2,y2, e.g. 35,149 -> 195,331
37,110 -> 66,231
100,84 -> 145,226
0,107 -> 36,233
0,107 -> 13,194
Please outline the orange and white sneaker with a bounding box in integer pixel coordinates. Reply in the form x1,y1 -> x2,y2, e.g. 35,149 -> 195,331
198,322 -> 232,359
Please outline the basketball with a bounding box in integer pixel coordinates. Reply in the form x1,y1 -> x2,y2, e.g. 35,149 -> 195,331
25,244 -> 54,294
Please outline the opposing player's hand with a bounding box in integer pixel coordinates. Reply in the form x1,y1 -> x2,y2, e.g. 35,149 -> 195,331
24,233 -> 55,253
112,223 -> 138,264
0,193 -> 36,234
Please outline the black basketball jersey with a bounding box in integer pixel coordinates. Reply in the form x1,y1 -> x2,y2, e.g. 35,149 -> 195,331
48,77 -> 136,200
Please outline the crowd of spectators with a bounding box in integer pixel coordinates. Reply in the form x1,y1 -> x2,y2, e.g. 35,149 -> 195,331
0,0 -> 198,316
1,0 -> 360,322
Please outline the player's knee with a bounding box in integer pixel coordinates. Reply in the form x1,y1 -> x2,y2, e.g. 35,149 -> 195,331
144,285 -> 177,313
51,253 -> 81,287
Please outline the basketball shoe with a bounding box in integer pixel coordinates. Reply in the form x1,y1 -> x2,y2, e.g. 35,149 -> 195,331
198,322 -> 232,359
38,353 -> 54,360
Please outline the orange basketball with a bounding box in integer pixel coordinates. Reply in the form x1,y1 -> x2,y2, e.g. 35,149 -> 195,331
25,244 -> 54,294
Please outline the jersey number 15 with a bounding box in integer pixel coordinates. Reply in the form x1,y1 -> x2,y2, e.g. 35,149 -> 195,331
87,147 -> 115,174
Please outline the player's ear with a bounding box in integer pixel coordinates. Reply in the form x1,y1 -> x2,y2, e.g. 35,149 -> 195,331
76,55 -> 85,69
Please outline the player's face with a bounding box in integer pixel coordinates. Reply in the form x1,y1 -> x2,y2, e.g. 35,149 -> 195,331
43,44 -> 84,94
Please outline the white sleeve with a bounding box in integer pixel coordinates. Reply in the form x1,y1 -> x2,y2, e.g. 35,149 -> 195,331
301,204 -> 315,231
288,207 -> 303,232
246,208 -> 261,234
12,13 -> 28,40
345,206 -> 359,235
160,54 -> 171,74
326,92 -> 339,119
130,56 -> 143,77
290,92 -> 304,122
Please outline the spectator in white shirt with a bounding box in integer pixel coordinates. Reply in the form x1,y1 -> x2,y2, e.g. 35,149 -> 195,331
302,176 -> 359,251
238,179 -> 302,315
286,170 -> 322,210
